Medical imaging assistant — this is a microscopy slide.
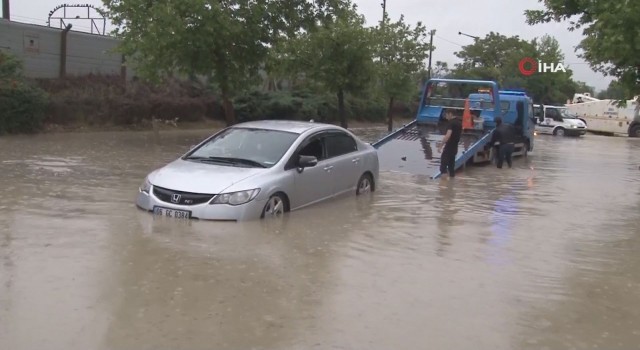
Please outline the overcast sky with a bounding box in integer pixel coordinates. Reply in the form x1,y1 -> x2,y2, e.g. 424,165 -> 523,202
5,0 -> 613,91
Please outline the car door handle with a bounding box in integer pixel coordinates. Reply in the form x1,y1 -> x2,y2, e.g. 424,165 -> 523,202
351,158 -> 360,164
323,166 -> 333,171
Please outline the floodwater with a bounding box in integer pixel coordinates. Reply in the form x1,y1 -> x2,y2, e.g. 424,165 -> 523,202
1,127 -> 639,350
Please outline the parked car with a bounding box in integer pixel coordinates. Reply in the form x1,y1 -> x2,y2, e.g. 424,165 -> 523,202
136,120 -> 379,221
533,104 -> 587,136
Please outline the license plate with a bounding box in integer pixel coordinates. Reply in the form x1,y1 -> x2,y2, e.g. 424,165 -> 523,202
153,206 -> 191,219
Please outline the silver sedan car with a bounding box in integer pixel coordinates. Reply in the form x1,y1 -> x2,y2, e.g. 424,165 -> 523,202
136,120 -> 379,221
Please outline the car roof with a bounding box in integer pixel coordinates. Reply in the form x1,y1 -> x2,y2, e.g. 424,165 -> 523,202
231,120 -> 339,134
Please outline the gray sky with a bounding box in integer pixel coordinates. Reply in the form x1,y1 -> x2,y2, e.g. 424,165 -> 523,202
6,0 -> 613,91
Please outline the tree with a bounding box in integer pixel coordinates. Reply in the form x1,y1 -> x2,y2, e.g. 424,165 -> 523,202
573,81 -> 595,96
102,0 -> 309,126
450,33 -> 579,104
290,3 -> 375,128
523,35 -> 577,104
525,0 -> 640,100
430,61 -> 451,79
596,80 -> 627,100
375,15 -> 430,131
451,32 -> 536,82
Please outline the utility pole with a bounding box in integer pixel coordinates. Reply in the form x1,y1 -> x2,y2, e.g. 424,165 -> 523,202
382,0 -> 386,20
2,0 -> 10,20
427,29 -> 435,79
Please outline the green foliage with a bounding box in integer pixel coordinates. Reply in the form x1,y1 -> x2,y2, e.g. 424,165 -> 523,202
0,52 -> 48,134
525,0 -> 640,96
573,81 -> 595,96
453,32 -> 536,82
280,2 -> 376,128
596,80 -> 627,100
0,51 -> 23,79
233,88 -> 387,123
450,33 -> 579,104
102,0 -> 312,125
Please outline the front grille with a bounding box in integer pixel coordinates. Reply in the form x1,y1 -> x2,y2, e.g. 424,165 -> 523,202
152,186 -> 215,206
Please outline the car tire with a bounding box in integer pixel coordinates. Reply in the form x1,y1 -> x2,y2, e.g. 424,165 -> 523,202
356,173 -> 374,195
629,125 -> 640,138
261,193 -> 287,219
553,127 -> 565,136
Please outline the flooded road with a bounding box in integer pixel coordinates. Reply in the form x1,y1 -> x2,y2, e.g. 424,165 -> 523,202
1,128 -> 639,350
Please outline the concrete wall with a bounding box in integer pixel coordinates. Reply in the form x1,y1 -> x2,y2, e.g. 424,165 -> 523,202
0,19 -> 131,79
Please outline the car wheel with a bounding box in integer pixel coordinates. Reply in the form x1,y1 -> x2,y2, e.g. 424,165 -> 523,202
629,125 -> 640,138
356,173 -> 373,195
261,193 -> 286,219
553,127 -> 565,136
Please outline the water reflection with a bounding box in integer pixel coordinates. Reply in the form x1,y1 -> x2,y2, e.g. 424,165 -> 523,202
434,180 -> 457,257
488,184 -> 518,266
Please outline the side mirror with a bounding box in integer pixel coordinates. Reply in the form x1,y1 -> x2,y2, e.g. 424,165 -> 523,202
297,155 -> 318,168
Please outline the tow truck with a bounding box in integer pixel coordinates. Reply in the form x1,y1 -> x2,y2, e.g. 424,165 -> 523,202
372,79 -> 535,179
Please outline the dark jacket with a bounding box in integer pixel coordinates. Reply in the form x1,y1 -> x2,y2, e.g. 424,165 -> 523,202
491,123 -> 517,145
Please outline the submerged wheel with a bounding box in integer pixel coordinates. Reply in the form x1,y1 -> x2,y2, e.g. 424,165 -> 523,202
356,173 -> 374,195
629,125 -> 640,138
554,127 -> 565,136
261,193 -> 287,219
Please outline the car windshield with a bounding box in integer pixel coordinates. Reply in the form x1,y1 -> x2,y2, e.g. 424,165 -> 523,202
185,127 -> 300,168
560,110 -> 577,119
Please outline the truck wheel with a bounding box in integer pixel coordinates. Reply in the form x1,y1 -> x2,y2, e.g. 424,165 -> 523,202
553,127 -> 565,136
629,125 -> 640,138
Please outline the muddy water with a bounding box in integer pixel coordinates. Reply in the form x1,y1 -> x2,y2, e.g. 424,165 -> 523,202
1,128 -> 639,350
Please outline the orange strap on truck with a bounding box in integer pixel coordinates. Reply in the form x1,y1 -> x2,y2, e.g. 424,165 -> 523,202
462,98 -> 473,129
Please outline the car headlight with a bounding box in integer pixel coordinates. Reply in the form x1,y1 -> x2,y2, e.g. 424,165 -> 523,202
571,125 -> 577,128
139,177 -> 151,194
211,189 -> 260,206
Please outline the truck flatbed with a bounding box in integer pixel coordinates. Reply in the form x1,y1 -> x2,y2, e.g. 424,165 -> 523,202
372,120 -> 495,179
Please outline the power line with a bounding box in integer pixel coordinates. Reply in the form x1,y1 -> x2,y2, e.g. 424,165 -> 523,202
435,35 -> 464,47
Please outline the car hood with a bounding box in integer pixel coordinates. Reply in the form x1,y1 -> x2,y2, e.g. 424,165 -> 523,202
565,119 -> 586,127
148,159 -> 265,194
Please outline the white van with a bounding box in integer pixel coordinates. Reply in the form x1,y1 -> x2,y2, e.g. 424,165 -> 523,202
533,104 -> 587,136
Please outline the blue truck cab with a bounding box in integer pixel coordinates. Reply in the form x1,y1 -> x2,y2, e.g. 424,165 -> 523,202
468,89 -> 536,153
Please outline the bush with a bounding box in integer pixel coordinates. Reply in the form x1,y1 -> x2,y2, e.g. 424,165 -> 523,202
0,52 -> 49,134
36,74 -> 223,126
233,88 -> 391,124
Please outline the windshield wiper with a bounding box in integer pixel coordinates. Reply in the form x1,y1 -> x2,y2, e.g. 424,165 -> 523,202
185,155 -> 266,168
219,157 -> 267,168
200,156 -> 266,168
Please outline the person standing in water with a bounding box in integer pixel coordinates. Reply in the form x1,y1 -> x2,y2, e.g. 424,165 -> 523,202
438,110 -> 462,178
490,116 -> 517,168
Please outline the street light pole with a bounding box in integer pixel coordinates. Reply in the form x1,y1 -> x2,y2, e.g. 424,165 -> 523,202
458,31 -> 479,41
427,29 -> 435,79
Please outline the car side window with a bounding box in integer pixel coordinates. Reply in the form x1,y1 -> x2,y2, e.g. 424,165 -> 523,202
325,132 -> 357,158
298,136 -> 325,160
546,108 -> 562,121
